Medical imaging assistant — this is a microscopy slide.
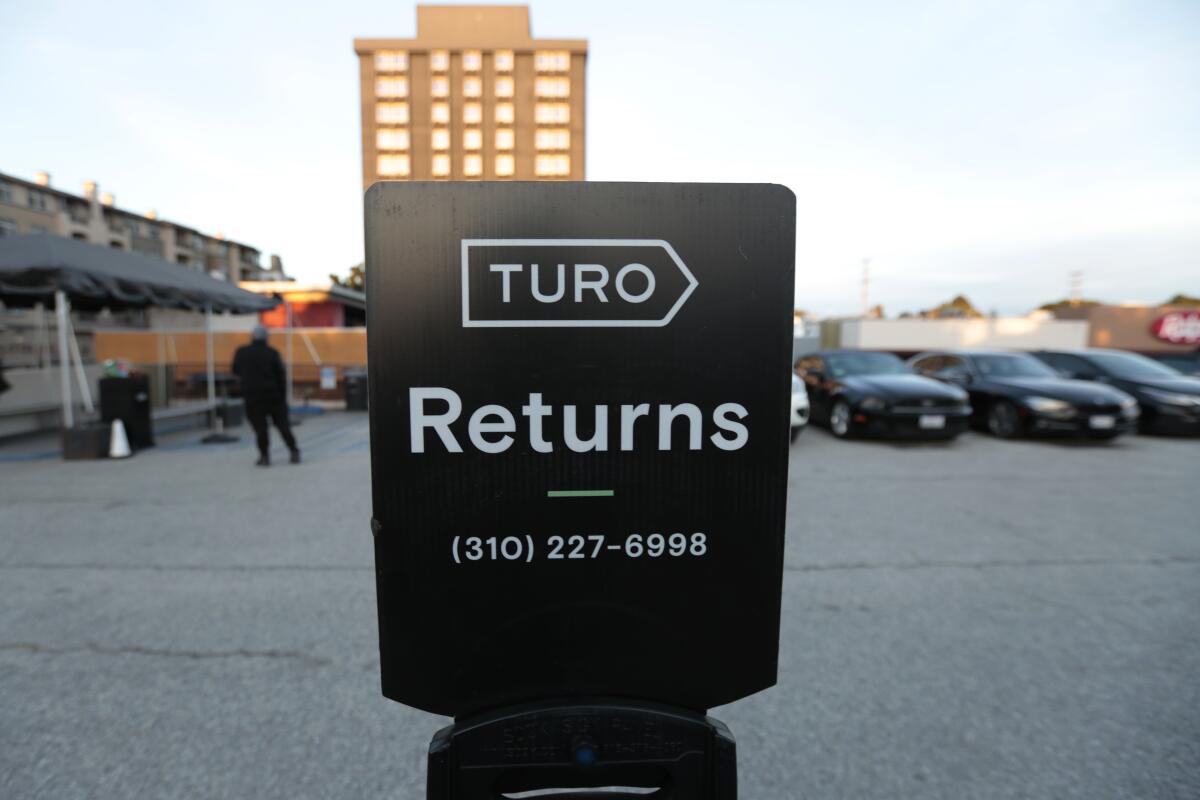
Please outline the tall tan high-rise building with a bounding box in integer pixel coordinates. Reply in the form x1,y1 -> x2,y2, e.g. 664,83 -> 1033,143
354,5 -> 586,188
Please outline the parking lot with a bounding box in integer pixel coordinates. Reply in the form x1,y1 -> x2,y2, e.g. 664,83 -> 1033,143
1,414 -> 1197,799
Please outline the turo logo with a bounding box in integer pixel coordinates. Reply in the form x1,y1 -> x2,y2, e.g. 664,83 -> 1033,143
461,239 -> 698,328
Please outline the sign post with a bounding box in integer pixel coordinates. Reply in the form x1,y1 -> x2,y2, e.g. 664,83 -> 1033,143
366,182 -> 796,798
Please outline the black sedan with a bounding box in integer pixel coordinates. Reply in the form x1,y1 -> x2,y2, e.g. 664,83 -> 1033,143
908,350 -> 1139,439
1149,351 -> 1200,377
1033,349 -> 1200,435
794,350 -> 971,439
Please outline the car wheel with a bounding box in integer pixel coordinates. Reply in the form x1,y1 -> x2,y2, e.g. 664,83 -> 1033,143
829,400 -> 853,439
987,400 -> 1021,439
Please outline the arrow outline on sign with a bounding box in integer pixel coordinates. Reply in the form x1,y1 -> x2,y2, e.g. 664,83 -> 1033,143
461,238 -> 699,328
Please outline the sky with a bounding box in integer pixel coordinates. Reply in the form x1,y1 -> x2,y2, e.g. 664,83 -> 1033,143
2,0 -> 1197,316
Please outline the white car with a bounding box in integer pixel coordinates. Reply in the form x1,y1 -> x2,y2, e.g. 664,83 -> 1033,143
791,372 -> 810,442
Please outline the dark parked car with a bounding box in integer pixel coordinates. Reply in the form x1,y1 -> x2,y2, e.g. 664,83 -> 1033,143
908,350 -> 1139,439
794,350 -> 971,439
1148,351 -> 1200,377
1033,349 -> 1200,435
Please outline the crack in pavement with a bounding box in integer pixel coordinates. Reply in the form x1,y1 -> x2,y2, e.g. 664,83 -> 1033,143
0,562 -> 371,573
784,556 -> 1200,573
0,640 -> 332,666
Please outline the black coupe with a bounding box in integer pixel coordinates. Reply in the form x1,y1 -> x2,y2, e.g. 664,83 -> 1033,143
1033,349 -> 1200,435
794,350 -> 971,439
908,350 -> 1139,439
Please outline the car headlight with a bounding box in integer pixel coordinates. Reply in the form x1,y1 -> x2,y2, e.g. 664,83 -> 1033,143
1119,397 -> 1140,417
1025,396 -> 1074,417
1142,388 -> 1200,407
859,396 -> 886,411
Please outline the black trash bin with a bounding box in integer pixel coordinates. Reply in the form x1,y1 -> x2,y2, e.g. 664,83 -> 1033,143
62,422 -> 111,460
344,369 -> 368,411
218,398 -> 244,428
100,375 -> 154,449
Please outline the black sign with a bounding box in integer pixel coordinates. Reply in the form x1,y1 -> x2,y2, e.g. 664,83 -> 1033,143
366,182 -> 795,717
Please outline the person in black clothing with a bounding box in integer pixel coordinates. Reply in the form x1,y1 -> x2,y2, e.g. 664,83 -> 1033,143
232,326 -> 299,466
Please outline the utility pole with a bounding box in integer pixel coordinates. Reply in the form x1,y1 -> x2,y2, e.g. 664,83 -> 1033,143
861,258 -> 871,318
1068,270 -> 1084,306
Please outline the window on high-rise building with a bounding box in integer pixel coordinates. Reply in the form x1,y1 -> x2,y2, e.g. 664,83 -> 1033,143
535,103 -> 570,124
494,50 -> 514,72
464,154 -> 483,177
535,51 -> 570,72
495,129 -> 515,150
431,76 -> 449,98
432,154 -> 451,177
463,50 -> 482,72
377,154 -> 411,177
431,129 -> 451,151
463,129 -> 482,150
495,103 -> 515,124
375,77 -> 408,97
463,102 -> 482,124
375,51 -> 408,71
430,50 -> 450,72
535,77 -> 570,98
535,154 -> 571,177
535,128 -> 570,150
431,102 -> 450,124
463,77 -> 482,98
495,76 -> 515,98
376,102 -> 409,124
495,154 -> 515,177
377,129 -> 410,150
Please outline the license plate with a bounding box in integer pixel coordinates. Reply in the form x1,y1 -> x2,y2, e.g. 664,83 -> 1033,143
1089,415 -> 1115,429
919,415 -> 946,429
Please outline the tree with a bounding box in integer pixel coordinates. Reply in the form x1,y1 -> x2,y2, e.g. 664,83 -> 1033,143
923,294 -> 982,319
1164,293 -> 1200,307
1037,297 -> 1102,313
330,263 -> 364,292
330,263 -> 365,293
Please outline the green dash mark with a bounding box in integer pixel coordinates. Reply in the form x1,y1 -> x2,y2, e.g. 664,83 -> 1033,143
547,489 -> 614,498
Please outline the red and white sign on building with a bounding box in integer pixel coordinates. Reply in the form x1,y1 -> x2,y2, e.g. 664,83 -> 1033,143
1151,310 -> 1200,345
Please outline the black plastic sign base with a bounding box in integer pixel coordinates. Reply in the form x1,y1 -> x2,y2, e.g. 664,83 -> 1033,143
366,182 -> 796,717
427,700 -> 736,800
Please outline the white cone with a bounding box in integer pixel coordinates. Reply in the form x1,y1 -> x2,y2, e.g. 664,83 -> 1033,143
109,419 -> 132,459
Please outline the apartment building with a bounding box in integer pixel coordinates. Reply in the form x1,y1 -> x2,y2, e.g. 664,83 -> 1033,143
0,170 -> 286,283
354,5 -> 586,187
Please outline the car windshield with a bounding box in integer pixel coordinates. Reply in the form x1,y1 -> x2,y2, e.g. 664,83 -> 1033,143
972,353 -> 1058,378
825,352 -> 909,377
1155,356 -> 1195,370
1085,351 -> 1182,380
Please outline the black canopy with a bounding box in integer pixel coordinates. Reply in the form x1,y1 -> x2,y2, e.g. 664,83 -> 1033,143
0,234 -> 278,313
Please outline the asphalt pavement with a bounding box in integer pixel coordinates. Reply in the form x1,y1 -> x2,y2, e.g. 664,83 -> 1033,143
1,413 -> 1197,799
